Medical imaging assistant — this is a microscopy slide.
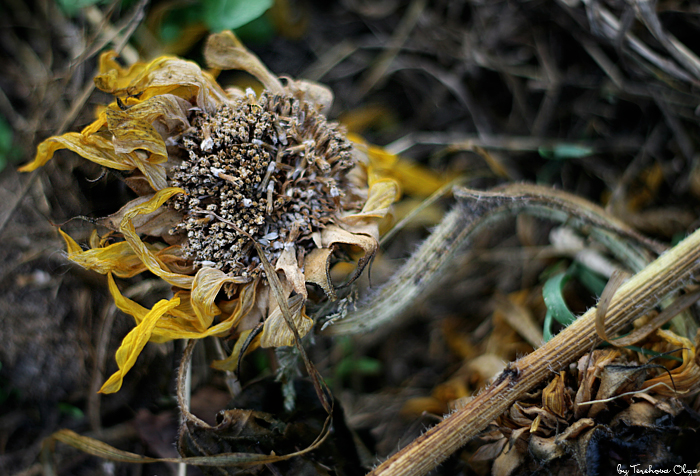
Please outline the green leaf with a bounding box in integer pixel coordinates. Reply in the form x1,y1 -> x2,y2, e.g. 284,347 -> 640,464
0,115 -> 14,172
542,272 -> 576,341
55,0 -> 109,17
234,14 -> 274,43
538,144 -> 595,160
58,403 -> 85,419
353,357 -> 382,375
335,357 -> 382,381
570,262 -> 607,297
203,0 -> 273,33
543,309 -> 554,342
158,4 -> 203,43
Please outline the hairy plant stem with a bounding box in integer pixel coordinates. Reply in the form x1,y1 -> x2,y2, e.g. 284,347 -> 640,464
365,190 -> 700,476
325,183 -> 663,336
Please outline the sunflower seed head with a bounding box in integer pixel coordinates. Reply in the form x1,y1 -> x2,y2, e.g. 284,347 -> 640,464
170,91 -> 355,275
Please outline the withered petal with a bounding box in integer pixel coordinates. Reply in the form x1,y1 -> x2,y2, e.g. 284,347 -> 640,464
260,294 -> 311,348
303,248 -> 336,300
275,244 -> 308,299
320,225 -> 378,288
100,295 -> 181,394
118,187 -> 194,289
191,267 -> 250,332
204,31 -> 283,94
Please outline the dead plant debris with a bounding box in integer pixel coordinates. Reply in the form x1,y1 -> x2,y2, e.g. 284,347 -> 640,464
2,1 -> 700,476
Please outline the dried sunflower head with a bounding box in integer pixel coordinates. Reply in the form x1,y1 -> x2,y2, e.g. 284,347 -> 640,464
22,31 -> 399,393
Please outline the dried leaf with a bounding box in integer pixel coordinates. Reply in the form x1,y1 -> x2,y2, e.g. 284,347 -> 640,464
304,248 -> 336,300
542,371 -> 568,418
288,79 -> 334,112
528,435 -> 565,463
319,225 -> 378,287
276,244 -> 308,299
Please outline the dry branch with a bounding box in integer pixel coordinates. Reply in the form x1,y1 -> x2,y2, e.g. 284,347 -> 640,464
367,200 -> 700,476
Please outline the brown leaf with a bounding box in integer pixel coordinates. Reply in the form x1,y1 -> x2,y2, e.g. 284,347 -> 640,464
304,248 -> 336,300
320,225 -> 378,287
542,371 -> 569,418
276,244 -> 308,299
529,435 -> 565,463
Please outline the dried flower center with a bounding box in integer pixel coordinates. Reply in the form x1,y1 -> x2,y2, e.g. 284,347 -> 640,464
170,90 -> 355,277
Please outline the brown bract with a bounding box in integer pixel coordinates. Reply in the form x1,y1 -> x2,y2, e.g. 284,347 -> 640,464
21,30 -> 399,394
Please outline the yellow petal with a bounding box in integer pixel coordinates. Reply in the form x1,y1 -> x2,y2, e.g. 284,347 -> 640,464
105,94 -> 191,160
106,107 -> 167,160
59,228 -> 82,254
342,178 -> 399,231
119,187 -> 194,289
81,109 -> 109,137
99,295 -> 181,394
108,273 -> 148,324
190,267 -> 250,332
96,51 -> 151,92
348,133 -> 451,197
20,133 -> 134,172
98,194 -> 183,238
96,54 -> 229,113
211,328 -> 260,371
61,230 -> 161,278
260,294 -> 311,348
204,31 -> 283,94
20,131 -> 167,190
642,330 -> 700,396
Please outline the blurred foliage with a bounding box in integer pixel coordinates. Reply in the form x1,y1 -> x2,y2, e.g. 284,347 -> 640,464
158,0 -> 274,45
55,0 -> 109,16
0,115 -> 19,172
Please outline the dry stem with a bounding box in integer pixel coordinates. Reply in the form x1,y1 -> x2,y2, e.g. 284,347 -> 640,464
368,217 -> 700,476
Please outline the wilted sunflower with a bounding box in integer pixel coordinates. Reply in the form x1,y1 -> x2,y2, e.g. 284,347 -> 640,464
21,31 -> 399,394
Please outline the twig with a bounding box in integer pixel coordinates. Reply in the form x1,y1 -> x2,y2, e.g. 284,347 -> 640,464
0,0 -> 147,238
357,0 -> 427,96
367,208 -> 700,476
